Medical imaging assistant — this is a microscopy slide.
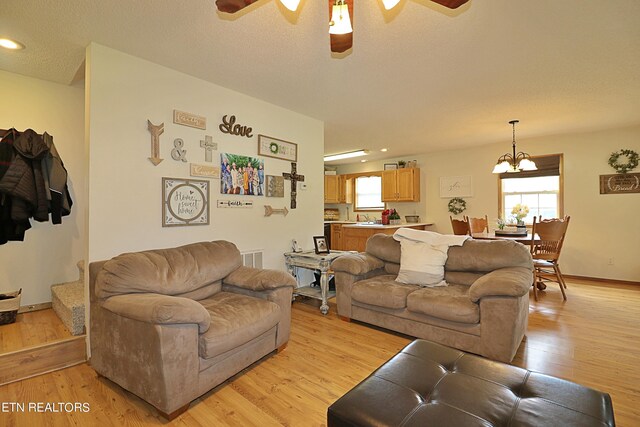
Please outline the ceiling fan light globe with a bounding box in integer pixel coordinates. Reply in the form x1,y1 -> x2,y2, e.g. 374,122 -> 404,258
518,158 -> 537,171
329,4 -> 353,34
382,0 -> 401,10
492,161 -> 511,174
279,0 -> 300,12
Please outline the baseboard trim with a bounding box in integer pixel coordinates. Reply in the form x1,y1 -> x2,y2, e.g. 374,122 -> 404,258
564,275 -> 640,286
0,336 -> 87,386
18,301 -> 52,314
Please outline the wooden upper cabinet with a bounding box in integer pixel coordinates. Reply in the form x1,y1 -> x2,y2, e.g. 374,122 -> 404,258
338,175 -> 353,204
382,168 -> 420,202
324,175 -> 339,203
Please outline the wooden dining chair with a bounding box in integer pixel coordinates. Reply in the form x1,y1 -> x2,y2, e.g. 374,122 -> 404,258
530,216 -> 571,301
450,216 -> 470,235
466,215 -> 489,234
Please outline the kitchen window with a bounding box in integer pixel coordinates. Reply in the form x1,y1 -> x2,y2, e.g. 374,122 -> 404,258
498,154 -> 563,223
354,175 -> 384,211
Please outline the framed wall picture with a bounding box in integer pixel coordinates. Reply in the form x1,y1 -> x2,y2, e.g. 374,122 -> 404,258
266,175 -> 285,197
439,175 -> 473,198
313,236 -> 330,254
162,178 -> 209,227
384,163 -> 398,170
220,153 -> 265,196
258,134 -> 298,162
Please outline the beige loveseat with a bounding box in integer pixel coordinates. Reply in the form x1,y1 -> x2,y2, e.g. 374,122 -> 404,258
332,234 -> 533,362
89,241 -> 296,419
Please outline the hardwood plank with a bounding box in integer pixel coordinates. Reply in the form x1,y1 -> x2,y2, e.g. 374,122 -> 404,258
0,308 -> 73,353
0,278 -> 637,425
0,336 -> 86,386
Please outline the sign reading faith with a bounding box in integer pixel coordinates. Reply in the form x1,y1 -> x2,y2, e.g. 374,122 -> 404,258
599,173 -> 640,194
173,110 -> 206,130
283,162 -> 305,209
217,200 -> 253,208
200,135 -> 217,162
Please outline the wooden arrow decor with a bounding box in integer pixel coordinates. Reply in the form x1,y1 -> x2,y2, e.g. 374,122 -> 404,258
264,205 -> 289,217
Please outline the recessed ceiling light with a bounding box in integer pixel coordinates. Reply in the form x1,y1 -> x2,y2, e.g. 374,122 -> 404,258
0,38 -> 25,50
361,159 -> 367,163
380,148 -> 388,152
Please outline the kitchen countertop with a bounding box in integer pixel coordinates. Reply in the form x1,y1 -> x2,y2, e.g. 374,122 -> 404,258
323,220 -> 357,224
341,222 -> 433,229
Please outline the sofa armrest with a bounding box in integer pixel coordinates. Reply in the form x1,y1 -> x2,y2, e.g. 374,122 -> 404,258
102,293 -> 211,333
469,267 -> 533,302
223,266 -> 296,291
331,253 -> 384,276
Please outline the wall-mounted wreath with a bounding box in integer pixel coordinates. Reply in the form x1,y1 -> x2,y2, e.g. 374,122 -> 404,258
448,197 -> 467,215
608,149 -> 638,174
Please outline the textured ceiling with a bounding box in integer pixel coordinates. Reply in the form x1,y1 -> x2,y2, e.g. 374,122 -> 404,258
1,0 -> 639,163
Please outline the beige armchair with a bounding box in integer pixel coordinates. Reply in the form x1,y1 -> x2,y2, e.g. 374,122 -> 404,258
89,241 -> 295,419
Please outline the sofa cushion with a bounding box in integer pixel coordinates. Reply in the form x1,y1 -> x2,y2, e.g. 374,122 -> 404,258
351,275 -> 418,309
406,285 -> 479,324
198,292 -> 280,359
446,239 -> 533,272
96,241 -> 242,298
396,239 -> 448,286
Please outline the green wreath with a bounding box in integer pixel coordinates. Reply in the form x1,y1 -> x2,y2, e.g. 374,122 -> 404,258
608,149 -> 638,174
269,142 -> 279,155
448,197 -> 467,215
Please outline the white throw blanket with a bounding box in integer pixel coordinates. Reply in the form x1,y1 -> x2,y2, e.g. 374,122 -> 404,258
393,228 -> 470,287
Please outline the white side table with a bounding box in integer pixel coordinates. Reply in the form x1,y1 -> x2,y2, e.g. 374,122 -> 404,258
284,250 -> 349,315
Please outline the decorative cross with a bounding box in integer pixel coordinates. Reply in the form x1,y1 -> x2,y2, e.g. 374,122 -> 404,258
147,120 -> 164,166
200,135 -> 217,162
282,162 -> 305,209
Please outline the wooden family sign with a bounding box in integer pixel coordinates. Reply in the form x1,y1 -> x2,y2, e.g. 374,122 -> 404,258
599,173 -> 640,194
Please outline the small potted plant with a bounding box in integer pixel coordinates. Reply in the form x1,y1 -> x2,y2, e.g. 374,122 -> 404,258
389,209 -> 401,225
496,217 -> 506,230
398,160 -> 406,168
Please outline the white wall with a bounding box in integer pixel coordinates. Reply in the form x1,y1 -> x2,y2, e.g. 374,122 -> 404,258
86,44 -> 324,270
337,125 -> 640,282
0,70 -> 85,306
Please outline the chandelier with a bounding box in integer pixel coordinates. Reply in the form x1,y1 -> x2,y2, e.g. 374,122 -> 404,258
215,0 -> 470,53
492,120 -> 537,174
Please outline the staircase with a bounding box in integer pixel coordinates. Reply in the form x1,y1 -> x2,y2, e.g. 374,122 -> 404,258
51,260 -> 85,336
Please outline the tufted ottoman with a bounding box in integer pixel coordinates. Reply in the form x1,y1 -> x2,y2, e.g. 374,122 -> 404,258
328,339 -> 615,426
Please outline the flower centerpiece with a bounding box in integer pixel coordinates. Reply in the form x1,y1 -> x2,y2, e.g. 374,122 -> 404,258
511,204 -> 529,231
388,209 -> 401,225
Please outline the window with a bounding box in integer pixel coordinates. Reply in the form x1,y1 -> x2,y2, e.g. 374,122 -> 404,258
498,154 -> 563,223
354,175 -> 384,211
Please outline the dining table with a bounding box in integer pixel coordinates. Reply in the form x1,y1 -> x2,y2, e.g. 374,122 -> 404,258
471,231 -> 541,246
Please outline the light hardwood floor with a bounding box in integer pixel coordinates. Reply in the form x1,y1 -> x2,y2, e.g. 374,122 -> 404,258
1,279 -> 638,426
0,308 -> 72,353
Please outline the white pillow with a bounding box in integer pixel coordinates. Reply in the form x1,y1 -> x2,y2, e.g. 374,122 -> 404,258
396,239 -> 448,287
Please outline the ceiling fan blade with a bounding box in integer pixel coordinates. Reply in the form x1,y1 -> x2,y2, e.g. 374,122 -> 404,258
329,0 -> 354,53
215,0 -> 259,13
430,0 -> 470,9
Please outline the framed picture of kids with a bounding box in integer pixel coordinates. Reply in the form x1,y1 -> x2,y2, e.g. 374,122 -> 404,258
220,153 -> 265,196
313,236 -> 330,254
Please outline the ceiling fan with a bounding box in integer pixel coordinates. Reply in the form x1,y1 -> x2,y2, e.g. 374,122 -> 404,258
215,0 -> 470,53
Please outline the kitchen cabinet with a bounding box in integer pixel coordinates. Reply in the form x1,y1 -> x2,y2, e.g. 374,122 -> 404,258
381,168 -> 420,202
330,224 -> 344,250
324,175 -> 339,203
342,223 -> 429,252
338,175 -> 353,204
325,175 -> 352,204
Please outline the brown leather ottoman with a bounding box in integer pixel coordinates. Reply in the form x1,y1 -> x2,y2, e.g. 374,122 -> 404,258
328,339 -> 615,426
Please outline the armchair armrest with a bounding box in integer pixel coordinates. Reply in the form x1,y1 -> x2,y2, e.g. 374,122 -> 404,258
468,267 -> 533,302
331,253 -> 384,276
102,293 -> 211,333
223,266 -> 296,291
